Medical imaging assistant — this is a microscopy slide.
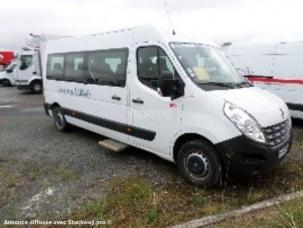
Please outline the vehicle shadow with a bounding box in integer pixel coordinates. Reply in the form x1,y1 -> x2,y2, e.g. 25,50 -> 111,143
292,118 -> 303,128
21,91 -> 41,95
70,125 -> 177,168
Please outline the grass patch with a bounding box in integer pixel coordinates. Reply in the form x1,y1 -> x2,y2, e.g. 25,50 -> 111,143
55,166 -> 79,182
71,151 -> 303,227
216,198 -> 303,228
71,177 -> 233,227
73,178 -> 156,227
0,160 -> 24,207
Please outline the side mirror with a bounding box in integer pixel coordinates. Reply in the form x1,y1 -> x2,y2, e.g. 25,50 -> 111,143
157,78 -> 184,100
20,65 -> 27,70
160,71 -> 174,80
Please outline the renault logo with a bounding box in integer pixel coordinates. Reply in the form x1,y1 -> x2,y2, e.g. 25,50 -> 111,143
280,108 -> 285,120
0,54 -> 3,61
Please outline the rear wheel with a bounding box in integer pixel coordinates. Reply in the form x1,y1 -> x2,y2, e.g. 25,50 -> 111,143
2,79 -> 11,87
52,107 -> 69,132
30,81 -> 42,93
177,139 -> 222,188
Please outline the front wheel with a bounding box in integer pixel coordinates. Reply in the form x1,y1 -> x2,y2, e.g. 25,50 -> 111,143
2,79 -> 11,87
52,107 -> 69,132
30,81 -> 42,93
177,139 -> 222,188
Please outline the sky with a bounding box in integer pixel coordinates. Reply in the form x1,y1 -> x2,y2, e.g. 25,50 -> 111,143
0,0 -> 303,51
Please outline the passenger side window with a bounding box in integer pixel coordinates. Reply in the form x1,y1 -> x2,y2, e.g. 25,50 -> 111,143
19,55 -> 33,70
137,47 -> 179,89
47,55 -> 65,80
88,49 -> 128,87
65,53 -> 85,81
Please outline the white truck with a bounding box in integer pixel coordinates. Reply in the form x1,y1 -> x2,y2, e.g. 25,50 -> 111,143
42,26 -> 292,187
15,34 -> 62,93
226,41 -> 303,119
15,50 -> 42,93
0,61 -> 17,86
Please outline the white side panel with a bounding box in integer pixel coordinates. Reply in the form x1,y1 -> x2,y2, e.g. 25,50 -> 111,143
231,55 -> 275,76
227,42 -> 303,120
44,80 -> 129,143
273,55 -> 303,78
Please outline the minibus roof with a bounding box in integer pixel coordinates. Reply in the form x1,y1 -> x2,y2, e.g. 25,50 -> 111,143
46,25 -> 218,54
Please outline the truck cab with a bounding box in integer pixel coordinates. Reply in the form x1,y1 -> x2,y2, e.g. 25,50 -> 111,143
15,51 -> 42,93
0,62 -> 17,86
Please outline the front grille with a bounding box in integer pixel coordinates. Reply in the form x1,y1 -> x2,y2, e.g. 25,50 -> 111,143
262,119 -> 291,148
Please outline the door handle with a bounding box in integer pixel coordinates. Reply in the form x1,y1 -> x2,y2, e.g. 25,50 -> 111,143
112,95 -> 121,101
132,98 -> 144,104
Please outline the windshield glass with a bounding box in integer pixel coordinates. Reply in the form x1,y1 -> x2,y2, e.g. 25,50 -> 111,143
170,42 -> 247,86
6,63 -> 16,72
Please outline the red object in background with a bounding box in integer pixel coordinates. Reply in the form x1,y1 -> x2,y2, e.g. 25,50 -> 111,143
0,51 -> 15,66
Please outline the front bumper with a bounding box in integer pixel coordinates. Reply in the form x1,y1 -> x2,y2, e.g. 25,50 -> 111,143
17,84 -> 31,90
215,131 -> 293,175
15,80 -> 30,90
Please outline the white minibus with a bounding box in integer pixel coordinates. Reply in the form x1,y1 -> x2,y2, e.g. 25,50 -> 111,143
43,26 -> 293,187
226,41 -> 303,119
15,50 -> 42,93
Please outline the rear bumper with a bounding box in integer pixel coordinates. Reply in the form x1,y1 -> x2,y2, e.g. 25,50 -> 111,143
215,131 -> 293,175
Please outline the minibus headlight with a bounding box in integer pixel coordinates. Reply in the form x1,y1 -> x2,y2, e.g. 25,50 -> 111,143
224,102 -> 266,143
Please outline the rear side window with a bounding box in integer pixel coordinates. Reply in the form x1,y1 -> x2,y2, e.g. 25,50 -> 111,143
65,53 -> 85,81
88,49 -> 128,87
47,55 -> 65,80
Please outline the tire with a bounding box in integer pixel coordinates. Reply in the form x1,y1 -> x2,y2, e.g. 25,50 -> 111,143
52,107 -> 69,132
2,79 -> 11,87
177,139 -> 222,188
30,81 -> 42,93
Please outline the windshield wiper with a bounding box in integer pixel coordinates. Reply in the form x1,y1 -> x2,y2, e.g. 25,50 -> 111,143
197,82 -> 236,88
233,81 -> 253,88
198,81 -> 253,89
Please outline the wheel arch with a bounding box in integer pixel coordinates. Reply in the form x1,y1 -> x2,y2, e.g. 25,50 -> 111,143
49,102 -> 61,110
173,133 -> 222,164
29,78 -> 42,86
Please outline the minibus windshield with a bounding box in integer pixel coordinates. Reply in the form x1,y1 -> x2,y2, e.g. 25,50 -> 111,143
170,42 -> 249,89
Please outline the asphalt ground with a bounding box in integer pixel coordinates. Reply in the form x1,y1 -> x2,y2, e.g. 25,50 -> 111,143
0,87 -> 181,221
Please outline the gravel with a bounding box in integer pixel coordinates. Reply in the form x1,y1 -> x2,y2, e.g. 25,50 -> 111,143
0,88 -> 180,222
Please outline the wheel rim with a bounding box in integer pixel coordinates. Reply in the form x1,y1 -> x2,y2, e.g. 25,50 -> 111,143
33,83 -> 41,92
184,152 -> 211,180
55,112 -> 64,128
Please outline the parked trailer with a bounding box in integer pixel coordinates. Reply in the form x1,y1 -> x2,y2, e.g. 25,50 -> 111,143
43,26 -> 292,187
226,41 -> 303,119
